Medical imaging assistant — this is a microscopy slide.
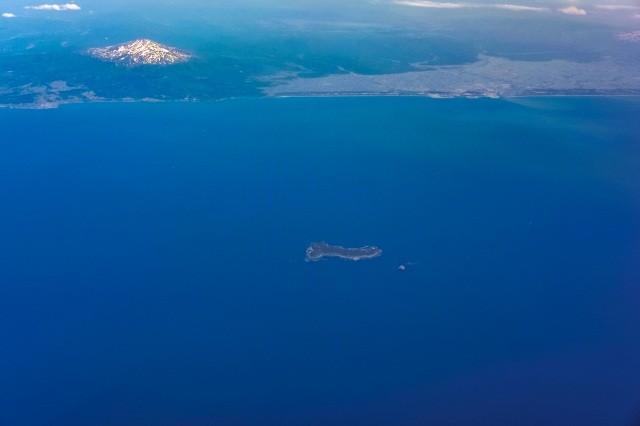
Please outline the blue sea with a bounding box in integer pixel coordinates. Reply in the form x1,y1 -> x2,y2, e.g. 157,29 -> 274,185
1,97 -> 639,425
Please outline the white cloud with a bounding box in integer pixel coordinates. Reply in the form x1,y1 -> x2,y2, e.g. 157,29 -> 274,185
394,0 -> 548,11
395,1 -> 465,8
492,4 -> 549,12
558,5 -> 587,14
595,4 -> 639,10
2,12 -> 16,17
25,4 -> 81,11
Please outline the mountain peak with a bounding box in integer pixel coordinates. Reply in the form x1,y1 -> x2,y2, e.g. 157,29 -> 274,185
87,39 -> 192,66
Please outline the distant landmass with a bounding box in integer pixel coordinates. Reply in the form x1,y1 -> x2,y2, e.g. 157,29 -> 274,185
2,6 -> 640,109
305,242 -> 382,262
87,39 -> 192,66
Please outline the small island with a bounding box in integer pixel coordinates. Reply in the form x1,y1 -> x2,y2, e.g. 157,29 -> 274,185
305,242 -> 382,262
87,39 -> 192,66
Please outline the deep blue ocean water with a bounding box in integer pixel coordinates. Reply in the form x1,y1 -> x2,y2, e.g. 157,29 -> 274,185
1,97 -> 639,425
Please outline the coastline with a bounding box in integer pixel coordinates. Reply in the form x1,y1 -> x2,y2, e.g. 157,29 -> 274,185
3,92 -> 640,110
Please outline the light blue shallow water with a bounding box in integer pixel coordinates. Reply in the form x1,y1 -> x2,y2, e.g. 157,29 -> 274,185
1,97 -> 639,425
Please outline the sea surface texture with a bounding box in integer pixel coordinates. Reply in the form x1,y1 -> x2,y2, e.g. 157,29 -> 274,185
1,97 -> 640,425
